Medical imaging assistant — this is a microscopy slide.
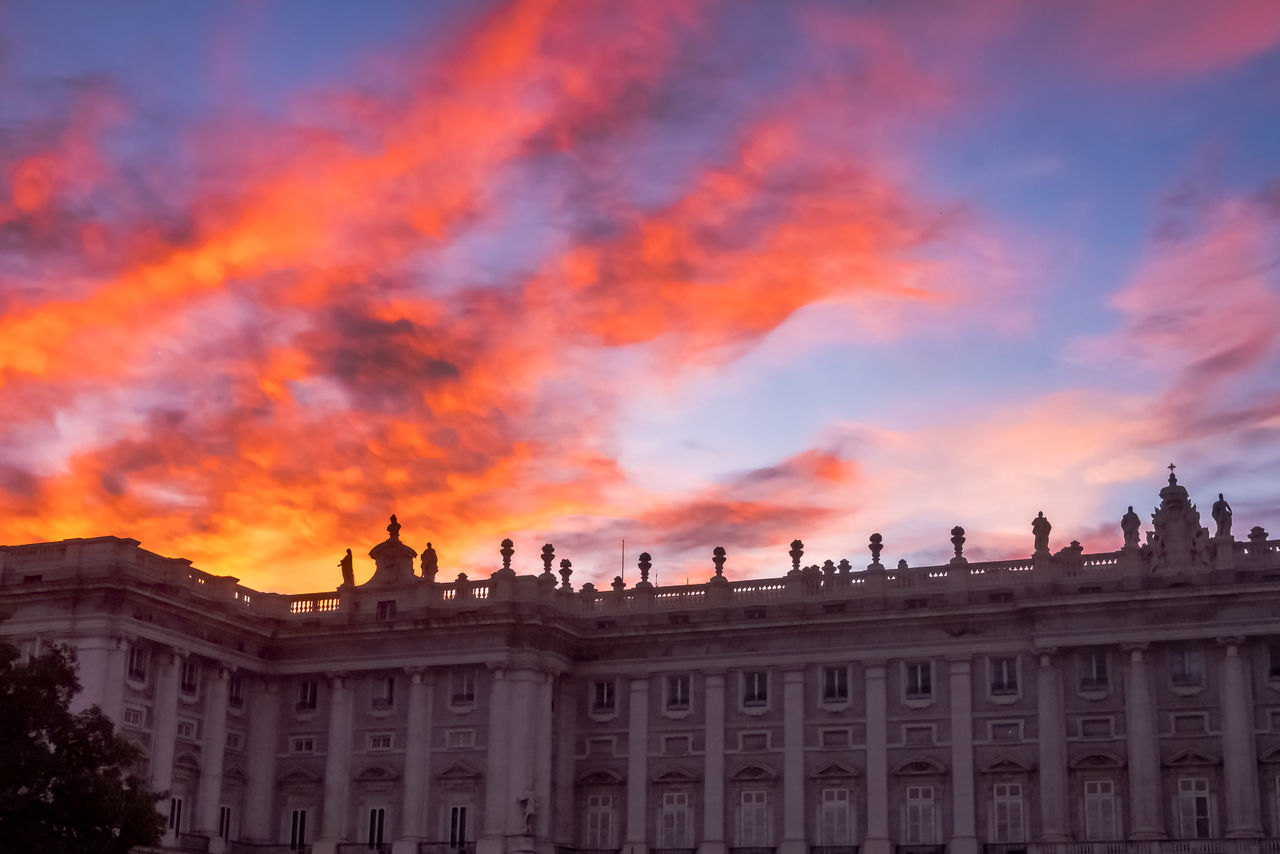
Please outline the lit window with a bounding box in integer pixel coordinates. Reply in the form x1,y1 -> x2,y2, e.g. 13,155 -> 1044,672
823,666 -> 849,703
743,670 -> 768,707
905,661 -> 932,699
591,679 -> 616,714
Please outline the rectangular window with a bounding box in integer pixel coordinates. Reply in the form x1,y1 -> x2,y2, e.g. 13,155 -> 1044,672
992,782 -> 1024,843
372,676 -> 395,710
123,706 -> 146,728
218,805 -> 232,841
369,732 -> 393,751
180,661 -> 199,695
376,600 -> 396,621
1080,651 -> 1109,691
823,666 -> 849,703
297,679 -> 318,711
451,670 -> 476,705
738,790 -> 770,846
447,729 -> 476,749
905,661 -> 932,699
1269,644 -> 1280,680
226,731 -> 244,750
1084,780 -> 1119,841
990,656 -> 1018,695
904,786 -> 937,844
659,792 -> 692,848
290,737 -> 315,754
585,794 -> 615,848
228,675 -> 244,708
169,797 -> 184,833
591,679 -> 616,714
1177,778 -> 1213,839
367,807 -> 386,847
667,674 -> 691,711
820,788 -> 852,845
127,647 -> 148,682
449,805 -> 469,847
290,808 -> 308,851
176,718 -> 198,740
1171,648 -> 1204,687
743,670 -> 768,707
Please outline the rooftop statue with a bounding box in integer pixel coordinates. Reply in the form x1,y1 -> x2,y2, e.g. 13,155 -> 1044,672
339,548 -> 354,587
1121,506 -> 1141,549
422,542 -> 438,581
1212,493 -> 1233,538
1032,511 -> 1051,554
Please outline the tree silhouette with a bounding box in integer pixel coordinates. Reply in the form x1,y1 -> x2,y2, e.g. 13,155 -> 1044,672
0,638 -> 164,854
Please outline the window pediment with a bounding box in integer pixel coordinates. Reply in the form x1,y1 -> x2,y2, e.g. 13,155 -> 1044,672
436,761 -> 481,780
812,760 -> 860,779
577,768 -> 624,786
729,762 -> 779,781
1069,751 -> 1124,769
652,765 -> 700,784
278,765 -> 322,785
1163,747 -> 1219,767
893,757 -> 946,776
981,756 -> 1032,774
355,763 -> 400,783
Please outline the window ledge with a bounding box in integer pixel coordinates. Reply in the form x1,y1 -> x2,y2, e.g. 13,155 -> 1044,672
988,692 -> 1021,705
662,708 -> 694,720
903,696 -> 935,709
739,704 -> 770,716
820,700 -> 852,713
588,710 -> 619,723
1170,684 -> 1205,697
1077,688 -> 1110,701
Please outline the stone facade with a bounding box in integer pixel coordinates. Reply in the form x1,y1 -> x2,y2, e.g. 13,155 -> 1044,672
3,474 -> 1280,854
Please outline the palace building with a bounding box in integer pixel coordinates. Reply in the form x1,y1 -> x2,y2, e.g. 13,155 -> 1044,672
3,472 -> 1280,854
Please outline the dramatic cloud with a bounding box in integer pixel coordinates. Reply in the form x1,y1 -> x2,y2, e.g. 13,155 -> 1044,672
1,1 -> 1278,590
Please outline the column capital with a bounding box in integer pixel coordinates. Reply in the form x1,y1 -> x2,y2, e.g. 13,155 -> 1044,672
1120,642 -> 1150,659
783,668 -> 806,684
945,654 -> 973,668
406,667 -> 435,685
629,675 -> 651,692
1033,646 -> 1059,663
1217,636 -> 1247,651
704,671 -> 727,687
325,670 -> 352,687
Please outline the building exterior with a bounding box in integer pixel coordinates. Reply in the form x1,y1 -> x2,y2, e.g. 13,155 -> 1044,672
3,472 -> 1280,854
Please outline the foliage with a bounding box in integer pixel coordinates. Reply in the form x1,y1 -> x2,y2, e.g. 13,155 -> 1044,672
0,638 -> 164,854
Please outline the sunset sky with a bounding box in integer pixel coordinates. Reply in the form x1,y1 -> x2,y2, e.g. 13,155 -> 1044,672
2,1 -> 1279,592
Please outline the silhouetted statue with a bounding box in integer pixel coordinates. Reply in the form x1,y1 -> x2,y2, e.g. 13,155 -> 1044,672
1121,506 -> 1141,548
422,542 -> 438,581
1212,493 -> 1233,537
387,514 -> 402,542
1032,511 -> 1052,553
339,549 -> 354,587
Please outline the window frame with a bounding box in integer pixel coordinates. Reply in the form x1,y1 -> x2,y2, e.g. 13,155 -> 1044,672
990,782 -> 1025,843
988,655 -> 1020,700
590,678 -> 617,718
1079,650 -> 1110,694
1083,779 -> 1120,841
371,675 -> 396,712
741,669 -> 770,711
450,669 -> 477,708
664,673 -> 693,716
821,664 -> 851,706
1176,777 -> 1214,839
296,679 -> 318,713
179,660 -> 200,696
904,660 -> 934,704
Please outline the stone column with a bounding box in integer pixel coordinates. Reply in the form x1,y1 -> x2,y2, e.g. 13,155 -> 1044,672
151,649 -> 182,836
948,657 -> 978,854
479,668 -> 511,854
1219,638 -> 1263,837
623,675 -> 650,854
316,673 -> 354,854
197,667 -> 231,853
863,662 -> 890,854
71,636 -> 117,714
102,636 -> 127,722
395,670 -> 434,854
701,671 -> 728,854
1036,650 -> 1069,841
534,670 -> 555,851
242,679 -> 280,842
780,668 -> 807,854
504,666 -> 542,844
553,676 -> 577,847
1123,645 -> 1164,839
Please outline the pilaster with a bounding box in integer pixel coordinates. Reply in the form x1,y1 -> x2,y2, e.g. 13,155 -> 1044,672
1035,650 -> 1069,841
862,662 -> 890,854
152,648 -> 182,841
623,675 -> 650,854
947,656 -> 978,854
315,673 -> 354,854
242,679 -> 280,842
479,668 -> 512,854
1122,644 -> 1164,840
780,668 -> 807,854
197,667 -> 231,853
700,671 -> 728,854
394,670 -> 434,854
1219,638 -> 1263,837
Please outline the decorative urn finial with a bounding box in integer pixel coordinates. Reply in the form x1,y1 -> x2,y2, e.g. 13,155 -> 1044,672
500,538 -> 514,572
638,552 -> 652,585
950,526 -> 966,562
869,532 -> 883,566
712,546 -> 726,578
541,543 -> 555,576
559,558 -> 573,590
789,539 -> 804,574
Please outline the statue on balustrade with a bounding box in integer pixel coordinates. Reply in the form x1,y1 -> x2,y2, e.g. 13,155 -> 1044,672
339,549 -> 354,587
1032,511 -> 1052,554
1212,493 -> 1233,537
422,542 -> 438,581
1121,506 -> 1141,548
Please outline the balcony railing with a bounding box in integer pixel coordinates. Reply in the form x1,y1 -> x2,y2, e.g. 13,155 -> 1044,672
226,843 -> 309,854
335,844 -> 391,854
650,849 -> 697,854
987,842 -> 1280,854
895,845 -> 945,854
729,847 -> 777,854
812,846 -> 859,854
419,843 -> 476,854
